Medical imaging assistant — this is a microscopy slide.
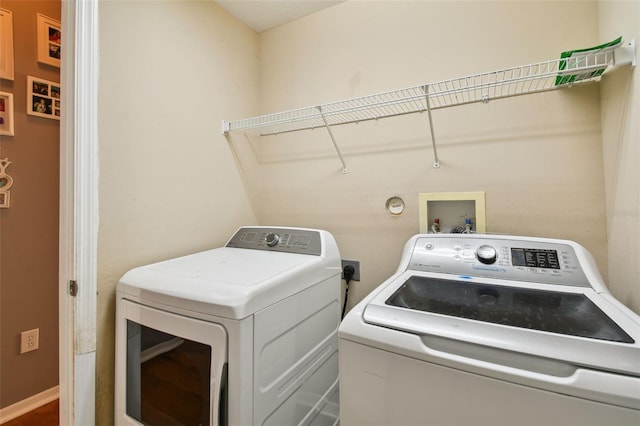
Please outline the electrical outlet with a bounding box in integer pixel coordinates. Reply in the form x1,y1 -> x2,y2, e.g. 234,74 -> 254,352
20,328 -> 39,354
341,259 -> 360,281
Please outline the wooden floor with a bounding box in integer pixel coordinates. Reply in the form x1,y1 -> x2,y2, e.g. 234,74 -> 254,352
3,400 -> 58,426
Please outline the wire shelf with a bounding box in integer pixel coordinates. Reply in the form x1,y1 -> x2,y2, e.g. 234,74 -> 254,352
224,46 -> 628,136
222,39 -> 635,171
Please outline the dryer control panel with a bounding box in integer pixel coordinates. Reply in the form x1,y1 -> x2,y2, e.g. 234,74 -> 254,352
226,227 -> 322,255
407,235 -> 591,287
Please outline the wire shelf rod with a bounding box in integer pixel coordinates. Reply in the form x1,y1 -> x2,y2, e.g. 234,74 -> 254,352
318,106 -> 348,173
423,85 -> 440,168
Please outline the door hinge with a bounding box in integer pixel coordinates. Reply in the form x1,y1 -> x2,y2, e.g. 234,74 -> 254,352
69,280 -> 78,297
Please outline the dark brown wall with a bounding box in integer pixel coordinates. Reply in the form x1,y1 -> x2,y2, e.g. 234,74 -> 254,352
0,0 -> 61,409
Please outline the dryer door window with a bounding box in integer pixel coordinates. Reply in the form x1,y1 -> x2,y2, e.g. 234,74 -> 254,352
126,321 -> 213,425
116,300 -> 227,426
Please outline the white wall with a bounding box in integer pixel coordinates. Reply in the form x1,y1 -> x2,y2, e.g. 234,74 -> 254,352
237,1 -> 608,309
598,0 -> 640,314
97,1 -> 259,423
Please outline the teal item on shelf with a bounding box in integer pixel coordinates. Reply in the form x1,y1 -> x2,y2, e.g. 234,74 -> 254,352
555,36 -> 622,86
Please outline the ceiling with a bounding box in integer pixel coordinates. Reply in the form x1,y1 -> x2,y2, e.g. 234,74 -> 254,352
215,0 -> 344,33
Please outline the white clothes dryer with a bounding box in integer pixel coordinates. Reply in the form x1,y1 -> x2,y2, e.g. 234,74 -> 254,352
115,226 -> 342,426
339,234 -> 640,426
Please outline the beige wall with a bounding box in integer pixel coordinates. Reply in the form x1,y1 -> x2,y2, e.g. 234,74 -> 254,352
0,0 -> 60,410
599,0 -> 640,314
242,0 -> 609,309
96,1 -> 258,423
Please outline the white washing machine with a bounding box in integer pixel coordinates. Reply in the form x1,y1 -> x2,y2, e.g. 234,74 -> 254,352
115,226 -> 342,426
339,234 -> 640,426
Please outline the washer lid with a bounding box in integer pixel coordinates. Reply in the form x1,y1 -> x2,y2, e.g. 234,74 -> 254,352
117,246 -> 336,319
363,271 -> 640,377
386,275 -> 633,343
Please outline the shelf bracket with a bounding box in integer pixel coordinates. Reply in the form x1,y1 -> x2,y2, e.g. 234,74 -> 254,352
614,39 -> 636,68
422,85 -> 440,168
318,106 -> 348,174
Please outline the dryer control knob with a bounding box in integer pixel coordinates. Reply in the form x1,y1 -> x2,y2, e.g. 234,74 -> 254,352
476,245 -> 497,264
265,232 -> 280,247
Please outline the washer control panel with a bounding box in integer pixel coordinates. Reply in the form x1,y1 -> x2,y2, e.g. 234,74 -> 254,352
409,236 -> 590,287
226,227 -> 322,255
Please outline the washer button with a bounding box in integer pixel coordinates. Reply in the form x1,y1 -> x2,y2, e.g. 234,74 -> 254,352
476,245 -> 498,265
265,232 -> 280,247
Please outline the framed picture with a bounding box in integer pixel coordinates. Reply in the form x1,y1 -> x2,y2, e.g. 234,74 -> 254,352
37,14 -> 61,67
0,8 -> 15,80
0,91 -> 14,135
27,76 -> 61,120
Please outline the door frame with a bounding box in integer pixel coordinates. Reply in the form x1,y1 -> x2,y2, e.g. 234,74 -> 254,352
59,0 -> 99,424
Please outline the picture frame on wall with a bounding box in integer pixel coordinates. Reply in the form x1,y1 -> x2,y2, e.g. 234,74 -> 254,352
27,76 -> 61,120
0,91 -> 14,135
0,8 -> 15,80
37,13 -> 61,68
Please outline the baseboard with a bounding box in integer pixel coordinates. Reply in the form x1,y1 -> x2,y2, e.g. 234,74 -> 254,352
0,385 -> 59,424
